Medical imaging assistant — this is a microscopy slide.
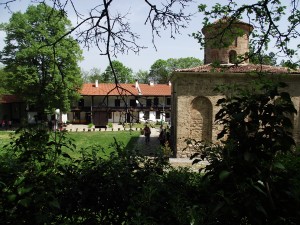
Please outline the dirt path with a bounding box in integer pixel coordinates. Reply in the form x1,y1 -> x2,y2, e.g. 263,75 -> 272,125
134,127 -> 162,156
134,128 -> 208,171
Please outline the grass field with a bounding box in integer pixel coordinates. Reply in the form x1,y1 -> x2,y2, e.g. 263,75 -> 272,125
0,130 -> 141,158
66,131 -> 140,158
0,131 -> 14,148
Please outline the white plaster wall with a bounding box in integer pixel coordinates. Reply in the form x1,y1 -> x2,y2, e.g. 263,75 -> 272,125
27,112 -> 37,124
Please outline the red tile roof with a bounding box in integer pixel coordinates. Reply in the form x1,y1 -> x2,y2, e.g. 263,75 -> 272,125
175,64 -> 300,74
80,83 -> 171,96
0,95 -> 23,103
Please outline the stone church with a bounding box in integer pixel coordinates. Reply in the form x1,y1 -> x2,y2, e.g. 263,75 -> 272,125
171,19 -> 300,158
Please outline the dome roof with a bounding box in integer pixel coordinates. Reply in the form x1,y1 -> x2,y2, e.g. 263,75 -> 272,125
202,17 -> 253,34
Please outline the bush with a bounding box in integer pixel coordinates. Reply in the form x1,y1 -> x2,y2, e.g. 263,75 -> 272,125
0,126 -> 204,224
87,123 -> 94,128
188,79 -> 300,224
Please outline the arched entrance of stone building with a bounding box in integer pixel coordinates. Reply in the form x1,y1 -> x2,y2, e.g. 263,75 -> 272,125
190,96 -> 213,142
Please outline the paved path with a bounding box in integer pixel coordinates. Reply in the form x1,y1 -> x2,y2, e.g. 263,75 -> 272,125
134,127 -> 209,171
134,127 -> 162,156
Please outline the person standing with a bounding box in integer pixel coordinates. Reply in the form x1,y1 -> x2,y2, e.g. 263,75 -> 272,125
144,124 -> 151,144
159,129 -> 166,146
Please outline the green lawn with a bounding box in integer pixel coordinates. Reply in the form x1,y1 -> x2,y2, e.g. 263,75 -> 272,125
0,130 -> 141,158
0,131 -> 14,148
66,131 -> 140,158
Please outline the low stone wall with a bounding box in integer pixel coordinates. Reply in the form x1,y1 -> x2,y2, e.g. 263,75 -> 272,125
64,125 -> 142,132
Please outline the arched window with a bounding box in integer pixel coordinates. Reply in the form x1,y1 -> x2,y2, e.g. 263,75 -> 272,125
229,50 -> 237,63
190,96 -> 213,142
234,37 -> 238,47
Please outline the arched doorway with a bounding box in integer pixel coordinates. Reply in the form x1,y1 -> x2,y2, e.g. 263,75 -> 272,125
190,96 -> 213,142
229,50 -> 237,63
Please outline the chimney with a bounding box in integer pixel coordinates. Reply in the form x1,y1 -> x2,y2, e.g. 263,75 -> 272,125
168,81 -> 172,86
95,80 -> 98,88
149,80 -> 154,86
135,79 -> 142,95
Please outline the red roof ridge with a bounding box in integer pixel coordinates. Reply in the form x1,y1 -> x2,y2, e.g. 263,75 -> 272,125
175,63 -> 300,74
80,82 -> 171,96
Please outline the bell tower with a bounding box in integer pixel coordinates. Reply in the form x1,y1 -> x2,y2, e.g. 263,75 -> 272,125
202,18 -> 253,64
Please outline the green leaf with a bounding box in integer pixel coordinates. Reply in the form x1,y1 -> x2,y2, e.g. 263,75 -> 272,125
17,186 -> 33,196
49,199 -> 60,209
273,162 -> 285,170
244,152 -> 253,162
7,194 -> 17,202
256,204 -> 268,216
253,184 -> 267,196
14,176 -> 25,186
219,170 -> 231,181
18,197 -> 31,207
213,201 -> 225,214
62,152 -> 71,159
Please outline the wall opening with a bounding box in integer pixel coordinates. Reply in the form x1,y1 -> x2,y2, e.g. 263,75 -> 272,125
190,96 -> 213,142
229,50 -> 237,63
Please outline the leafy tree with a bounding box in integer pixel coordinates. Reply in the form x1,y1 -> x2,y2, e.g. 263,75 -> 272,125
250,51 -> 277,66
149,57 -> 203,83
149,59 -> 169,84
134,69 -> 149,83
81,69 -> 90,83
249,46 -> 277,66
0,3 -> 83,117
81,67 -> 102,83
280,59 -> 299,70
0,67 -> 10,95
102,60 -> 134,83
88,68 -> 103,83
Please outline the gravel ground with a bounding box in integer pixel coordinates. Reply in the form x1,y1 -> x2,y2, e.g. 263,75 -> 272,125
135,127 -> 208,171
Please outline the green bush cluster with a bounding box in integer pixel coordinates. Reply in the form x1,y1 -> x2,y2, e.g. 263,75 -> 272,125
187,79 -> 300,225
0,127 -> 204,224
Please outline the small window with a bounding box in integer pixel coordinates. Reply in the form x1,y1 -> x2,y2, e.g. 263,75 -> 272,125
165,112 -> 170,119
146,99 -> 152,107
229,50 -> 237,63
74,112 -> 80,120
144,111 -> 149,120
166,98 -> 171,105
156,111 -> 161,120
108,112 -> 112,119
78,99 -> 84,107
154,97 -> 159,106
115,99 -> 120,107
130,99 -> 137,107
234,37 -> 238,47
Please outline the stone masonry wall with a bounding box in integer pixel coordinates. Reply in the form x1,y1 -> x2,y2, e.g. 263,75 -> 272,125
172,72 -> 300,158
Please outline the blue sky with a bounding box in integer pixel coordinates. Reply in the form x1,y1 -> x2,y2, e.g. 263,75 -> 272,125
0,0 -> 212,73
70,0 -> 210,73
0,1 -> 298,73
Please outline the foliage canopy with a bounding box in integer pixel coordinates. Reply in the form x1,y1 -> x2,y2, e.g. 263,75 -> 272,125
0,3 -> 83,115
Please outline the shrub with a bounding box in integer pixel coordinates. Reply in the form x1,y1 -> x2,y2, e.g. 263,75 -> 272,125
87,123 -> 94,128
1,126 -> 202,224
189,79 -> 300,224
107,122 -> 113,128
